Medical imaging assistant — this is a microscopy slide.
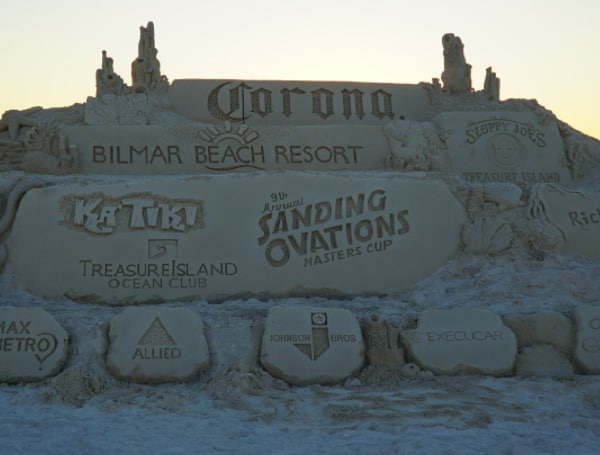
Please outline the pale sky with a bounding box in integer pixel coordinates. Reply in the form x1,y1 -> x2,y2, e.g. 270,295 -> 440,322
2,0 -> 599,138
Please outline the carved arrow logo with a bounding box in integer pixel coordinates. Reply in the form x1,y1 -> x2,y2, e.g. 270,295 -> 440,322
293,312 -> 330,361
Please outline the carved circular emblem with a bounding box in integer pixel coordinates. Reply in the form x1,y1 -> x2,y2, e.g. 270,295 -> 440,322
589,318 -> 600,330
311,312 -> 327,325
486,133 -> 525,169
582,336 -> 600,353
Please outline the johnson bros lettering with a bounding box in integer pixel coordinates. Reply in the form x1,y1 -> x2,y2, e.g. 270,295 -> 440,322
257,189 -> 410,267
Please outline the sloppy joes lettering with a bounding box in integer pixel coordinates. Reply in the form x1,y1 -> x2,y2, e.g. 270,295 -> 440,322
465,120 -> 546,148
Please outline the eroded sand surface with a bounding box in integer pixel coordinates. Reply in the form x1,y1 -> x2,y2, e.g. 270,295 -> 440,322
1,255 -> 600,454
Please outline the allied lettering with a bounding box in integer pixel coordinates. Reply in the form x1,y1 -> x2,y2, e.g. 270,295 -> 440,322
132,347 -> 182,360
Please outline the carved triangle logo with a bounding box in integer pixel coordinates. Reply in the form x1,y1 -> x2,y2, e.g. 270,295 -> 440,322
132,317 -> 181,360
137,317 -> 177,346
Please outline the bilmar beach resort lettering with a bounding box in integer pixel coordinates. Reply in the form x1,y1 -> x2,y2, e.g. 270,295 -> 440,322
257,189 -> 409,267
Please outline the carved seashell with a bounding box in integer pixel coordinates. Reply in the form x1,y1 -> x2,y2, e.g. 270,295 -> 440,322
402,363 -> 421,377
528,218 -> 565,254
479,183 -> 523,210
429,152 -> 451,172
462,217 -> 513,255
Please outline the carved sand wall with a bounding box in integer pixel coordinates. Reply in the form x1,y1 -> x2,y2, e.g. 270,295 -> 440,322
1,24 -> 600,305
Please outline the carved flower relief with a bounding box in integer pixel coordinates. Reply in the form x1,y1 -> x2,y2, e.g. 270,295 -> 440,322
563,136 -> 590,180
383,120 -> 449,171
461,216 -> 513,255
459,182 -> 524,255
524,217 -> 565,259
22,125 -> 53,151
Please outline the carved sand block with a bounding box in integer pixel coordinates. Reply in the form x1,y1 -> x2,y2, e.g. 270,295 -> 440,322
169,79 -> 429,125
63,124 -> 390,174
503,311 -> 573,355
6,172 -> 466,303
107,307 -> 209,383
529,185 -> 600,258
401,309 -> 517,376
363,314 -> 405,367
0,307 -> 69,383
435,112 -> 570,185
207,325 -> 261,374
574,305 -> 600,373
260,306 -> 365,385
515,345 -> 574,377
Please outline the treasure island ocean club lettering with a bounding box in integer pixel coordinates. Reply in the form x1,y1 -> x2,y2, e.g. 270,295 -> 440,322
79,260 -> 238,290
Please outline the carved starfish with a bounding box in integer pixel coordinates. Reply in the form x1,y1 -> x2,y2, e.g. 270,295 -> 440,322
0,107 -> 41,140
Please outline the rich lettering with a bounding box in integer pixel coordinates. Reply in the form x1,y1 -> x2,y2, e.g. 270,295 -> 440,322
569,209 -> 600,228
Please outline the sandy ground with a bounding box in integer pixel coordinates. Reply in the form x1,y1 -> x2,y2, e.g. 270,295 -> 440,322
1,253 -> 600,454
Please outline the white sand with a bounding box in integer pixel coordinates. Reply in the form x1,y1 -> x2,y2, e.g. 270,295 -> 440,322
1,252 -> 600,454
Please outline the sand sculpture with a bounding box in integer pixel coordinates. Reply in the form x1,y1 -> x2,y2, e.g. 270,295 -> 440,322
1,22 -> 599,304
2,23 -> 600,383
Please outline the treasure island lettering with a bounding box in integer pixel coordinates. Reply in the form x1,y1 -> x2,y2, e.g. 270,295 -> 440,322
257,189 -> 409,267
